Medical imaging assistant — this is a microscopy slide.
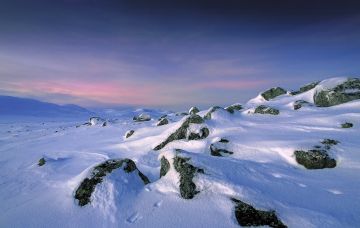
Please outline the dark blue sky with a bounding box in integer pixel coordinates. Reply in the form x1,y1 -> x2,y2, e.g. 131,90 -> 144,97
1,0 -> 359,110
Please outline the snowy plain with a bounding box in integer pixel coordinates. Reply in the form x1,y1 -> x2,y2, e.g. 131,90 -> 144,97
0,78 -> 360,228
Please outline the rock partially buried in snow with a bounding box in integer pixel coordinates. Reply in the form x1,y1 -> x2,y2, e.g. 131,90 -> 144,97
313,77 -> 360,107
125,130 -> 135,138
133,113 -> 151,122
38,157 -> 46,166
204,106 -> 224,120
225,103 -> 243,114
89,117 -> 106,126
210,138 -> 233,157
160,156 -> 170,178
157,117 -> 169,126
341,122 -> 353,128
254,105 -> 280,115
294,139 -> 338,169
293,100 -> 311,110
173,153 -> 203,199
231,198 -> 287,228
261,87 -> 287,101
290,81 -> 320,95
188,106 -> 200,115
154,114 -> 208,150
75,159 -> 150,206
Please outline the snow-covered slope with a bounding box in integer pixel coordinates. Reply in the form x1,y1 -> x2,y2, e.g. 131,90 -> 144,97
0,77 -> 359,227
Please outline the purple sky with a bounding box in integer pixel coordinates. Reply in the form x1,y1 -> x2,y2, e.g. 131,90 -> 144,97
1,0 -> 360,110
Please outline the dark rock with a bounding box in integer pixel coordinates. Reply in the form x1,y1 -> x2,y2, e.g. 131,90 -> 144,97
102,122 -> 107,127
187,127 -> 210,140
225,104 -> 243,114
294,150 -> 336,169
157,118 -> 169,126
159,114 -> 167,120
125,130 -> 135,138
231,198 -> 287,228
314,78 -> 360,107
189,106 -> 200,115
173,155 -> 202,199
321,139 -> 339,150
341,122 -> 353,128
219,138 -> 229,143
293,100 -> 311,110
154,115 -> 207,150
261,87 -> 287,101
133,113 -> 151,122
210,143 -> 233,157
75,159 -> 150,206
160,156 -> 170,178
254,105 -> 280,115
176,112 -> 189,116
38,157 -> 46,166
291,81 -> 320,95
204,106 -> 223,120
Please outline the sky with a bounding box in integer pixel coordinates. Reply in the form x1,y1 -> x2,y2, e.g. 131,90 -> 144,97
0,0 -> 360,110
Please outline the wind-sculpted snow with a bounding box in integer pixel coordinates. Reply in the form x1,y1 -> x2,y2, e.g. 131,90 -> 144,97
1,77 -> 360,227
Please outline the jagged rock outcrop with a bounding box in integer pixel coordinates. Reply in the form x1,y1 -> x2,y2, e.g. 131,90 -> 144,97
314,78 -> 360,107
291,81 -> 320,95
294,139 -> 338,169
225,104 -> 243,114
173,154 -> 203,199
231,198 -> 287,228
261,87 -> 287,101
75,159 -> 150,206
189,106 -> 200,115
154,114 -> 209,150
254,105 -> 280,115
133,113 -> 151,122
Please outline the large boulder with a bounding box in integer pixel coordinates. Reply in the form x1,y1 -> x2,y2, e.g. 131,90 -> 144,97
254,105 -> 280,115
154,114 -> 209,150
173,155 -> 203,199
294,139 -> 338,169
314,78 -> 360,107
294,149 -> 336,169
75,159 -> 150,206
133,113 -> 151,122
261,87 -> 287,101
231,198 -> 287,228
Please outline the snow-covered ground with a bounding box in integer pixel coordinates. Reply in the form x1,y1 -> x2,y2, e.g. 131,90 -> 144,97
1,78 -> 360,227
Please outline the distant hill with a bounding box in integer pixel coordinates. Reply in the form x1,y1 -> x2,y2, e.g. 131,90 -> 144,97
0,96 -> 93,117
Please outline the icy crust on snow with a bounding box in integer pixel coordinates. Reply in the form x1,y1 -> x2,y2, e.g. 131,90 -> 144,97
1,77 -> 360,227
